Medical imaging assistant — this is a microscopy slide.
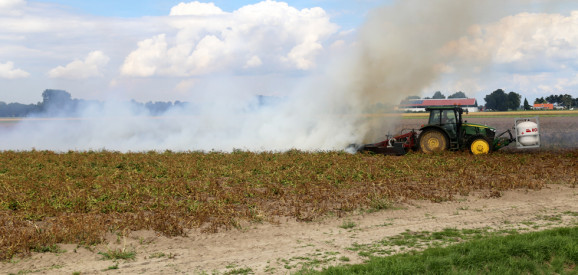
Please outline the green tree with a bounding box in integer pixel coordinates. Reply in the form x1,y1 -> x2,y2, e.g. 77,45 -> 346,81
534,97 -> 546,104
523,98 -> 531,110
41,89 -> 73,114
508,92 -> 521,110
432,91 -> 446,99
448,91 -> 467,98
484,89 -> 508,111
560,94 -> 573,108
42,89 -> 71,106
0,102 -> 39,117
544,94 -> 574,109
545,95 -> 556,103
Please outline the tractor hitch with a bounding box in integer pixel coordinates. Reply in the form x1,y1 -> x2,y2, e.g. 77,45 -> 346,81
351,130 -> 418,156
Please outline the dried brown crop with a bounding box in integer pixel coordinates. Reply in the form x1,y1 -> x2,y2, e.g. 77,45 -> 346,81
0,149 -> 576,260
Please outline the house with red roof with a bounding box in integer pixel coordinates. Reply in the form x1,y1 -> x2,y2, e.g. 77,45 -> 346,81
532,103 -> 553,110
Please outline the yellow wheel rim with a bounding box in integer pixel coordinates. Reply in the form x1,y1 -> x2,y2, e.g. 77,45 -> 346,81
427,138 -> 440,148
470,139 -> 490,154
420,131 -> 447,153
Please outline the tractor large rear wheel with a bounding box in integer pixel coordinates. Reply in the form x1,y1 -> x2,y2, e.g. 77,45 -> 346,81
418,129 -> 449,153
468,135 -> 493,155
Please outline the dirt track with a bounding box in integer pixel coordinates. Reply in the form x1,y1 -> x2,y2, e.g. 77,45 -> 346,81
2,184 -> 576,274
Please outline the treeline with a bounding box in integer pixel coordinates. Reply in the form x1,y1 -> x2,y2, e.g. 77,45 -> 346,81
405,91 -> 469,100
485,90 -> 577,111
408,90 -> 577,111
0,89 -> 191,117
534,94 -> 576,107
483,89 -> 522,111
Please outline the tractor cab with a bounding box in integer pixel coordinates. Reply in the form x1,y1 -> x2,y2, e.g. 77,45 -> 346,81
421,107 -> 463,151
426,107 -> 461,142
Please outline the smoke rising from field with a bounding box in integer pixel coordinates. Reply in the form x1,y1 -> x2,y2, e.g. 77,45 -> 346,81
346,0 -> 496,142
0,0 -> 548,152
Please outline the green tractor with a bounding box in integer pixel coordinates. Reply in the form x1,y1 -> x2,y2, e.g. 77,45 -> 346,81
356,106 -> 540,155
419,106 -> 499,154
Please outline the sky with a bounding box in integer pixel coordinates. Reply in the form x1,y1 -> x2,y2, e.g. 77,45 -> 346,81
33,0 -> 384,28
2,0 -> 578,105
2,0 -> 578,152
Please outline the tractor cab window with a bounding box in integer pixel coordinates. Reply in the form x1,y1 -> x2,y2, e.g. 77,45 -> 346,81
441,109 -> 457,138
428,110 -> 442,125
441,110 -> 457,125
428,109 -> 457,125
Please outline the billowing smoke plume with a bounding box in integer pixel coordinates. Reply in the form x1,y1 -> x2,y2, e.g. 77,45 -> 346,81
344,0 -> 493,142
1,88 -> 362,151
0,0 -> 530,152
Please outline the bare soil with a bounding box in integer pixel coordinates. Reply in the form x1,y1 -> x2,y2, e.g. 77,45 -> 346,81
2,184 -> 576,275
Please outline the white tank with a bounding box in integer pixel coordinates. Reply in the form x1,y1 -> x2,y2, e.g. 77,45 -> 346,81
516,121 -> 539,146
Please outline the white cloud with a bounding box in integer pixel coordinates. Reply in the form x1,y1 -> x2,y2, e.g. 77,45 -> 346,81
121,35 -> 168,77
244,55 -> 263,68
121,1 -> 339,77
283,40 -> 323,70
0,61 -> 29,78
445,11 -> 578,68
169,1 -> 224,16
49,51 -> 110,79
0,0 -> 25,16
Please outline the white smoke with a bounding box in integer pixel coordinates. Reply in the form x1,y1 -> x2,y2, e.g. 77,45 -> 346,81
1,0 -> 563,152
329,0 -> 494,142
1,91 -> 359,151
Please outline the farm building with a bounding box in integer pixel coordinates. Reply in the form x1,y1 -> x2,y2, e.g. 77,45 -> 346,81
533,103 -> 554,110
398,98 -> 479,112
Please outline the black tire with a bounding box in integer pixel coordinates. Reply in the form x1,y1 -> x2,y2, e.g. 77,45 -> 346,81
418,129 -> 449,154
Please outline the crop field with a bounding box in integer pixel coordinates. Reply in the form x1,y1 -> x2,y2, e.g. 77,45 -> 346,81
0,149 -> 576,261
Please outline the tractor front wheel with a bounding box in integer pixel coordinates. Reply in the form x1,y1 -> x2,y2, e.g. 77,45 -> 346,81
468,135 -> 493,155
418,129 -> 449,154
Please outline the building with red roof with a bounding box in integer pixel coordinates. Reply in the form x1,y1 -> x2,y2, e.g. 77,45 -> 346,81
532,103 -> 553,110
398,98 -> 479,112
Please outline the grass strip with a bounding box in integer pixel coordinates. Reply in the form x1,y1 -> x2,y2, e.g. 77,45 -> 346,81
314,226 -> 578,274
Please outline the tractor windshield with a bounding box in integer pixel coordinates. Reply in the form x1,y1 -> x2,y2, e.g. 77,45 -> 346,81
429,109 -> 457,124
428,110 -> 440,125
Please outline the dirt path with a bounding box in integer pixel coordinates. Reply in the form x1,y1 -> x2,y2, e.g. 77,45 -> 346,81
2,184 -> 577,274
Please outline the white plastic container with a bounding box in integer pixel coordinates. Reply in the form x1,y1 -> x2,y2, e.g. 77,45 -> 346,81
515,118 -> 540,148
